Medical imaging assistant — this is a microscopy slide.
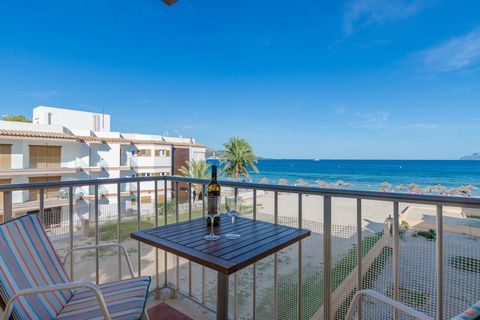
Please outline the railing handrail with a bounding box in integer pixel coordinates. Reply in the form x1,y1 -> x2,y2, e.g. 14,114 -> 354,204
0,175 -> 479,208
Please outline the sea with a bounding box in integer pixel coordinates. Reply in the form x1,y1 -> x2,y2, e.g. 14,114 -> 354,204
208,159 -> 480,195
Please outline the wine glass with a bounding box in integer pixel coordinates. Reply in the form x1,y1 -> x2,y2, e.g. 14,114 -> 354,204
225,196 -> 242,240
205,195 -> 221,241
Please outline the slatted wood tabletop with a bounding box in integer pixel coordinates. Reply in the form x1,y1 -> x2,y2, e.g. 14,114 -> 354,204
131,215 -> 311,275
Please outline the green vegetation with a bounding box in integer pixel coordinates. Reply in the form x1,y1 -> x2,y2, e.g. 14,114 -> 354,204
270,232 -> 386,320
178,159 -> 210,180
178,160 -> 210,200
335,247 -> 392,320
92,216 -> 156,242
221,137 -> 258,181
331,232 -> 383,289
2,115 -> 32,122
387,285 -> 429,307
465,213 -> 480,219
157,199 -> 178,216
416,229 -> 436,240
399,220 -> 409,240
449,256 -> 480,273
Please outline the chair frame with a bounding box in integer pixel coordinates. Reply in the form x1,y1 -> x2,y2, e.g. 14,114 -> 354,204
3,281 -> 111,320
2,242 -> 150,320
345,289 -> 434,320
62,243 -> 136,278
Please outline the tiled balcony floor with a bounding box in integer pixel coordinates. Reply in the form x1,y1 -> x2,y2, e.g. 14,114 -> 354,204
147,288 -> 215,320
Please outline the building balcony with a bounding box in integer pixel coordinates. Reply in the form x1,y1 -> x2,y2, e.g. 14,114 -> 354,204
75,157 -> 107,172
0,155 -> 82,177
1,176 -> 480,319
0,156 -> 135,177
0,166 -> 79,176
0,161 -> 78,177
131,156 -> 171,169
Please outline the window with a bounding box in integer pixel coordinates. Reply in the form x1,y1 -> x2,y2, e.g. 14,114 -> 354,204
0,145 -> 12,169
141,196 -> 151,204
29,145 -> 61,168
150,172 -> 166,176
154,149 -> 170,157
135,173 -> 152,177
135,149 -> 152,157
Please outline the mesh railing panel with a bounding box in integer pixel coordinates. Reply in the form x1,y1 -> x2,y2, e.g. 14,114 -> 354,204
29,186 -> 480,320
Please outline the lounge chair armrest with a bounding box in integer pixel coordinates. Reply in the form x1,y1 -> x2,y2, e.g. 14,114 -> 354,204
62,243 -> 135,278
3,281 -> 111,320
345,289 -> 433,320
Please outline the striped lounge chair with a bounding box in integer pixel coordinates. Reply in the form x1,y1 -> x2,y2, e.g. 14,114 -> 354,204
0,213 -> 151,320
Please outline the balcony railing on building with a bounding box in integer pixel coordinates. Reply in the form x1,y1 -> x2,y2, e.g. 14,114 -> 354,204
1,176 -> 480,319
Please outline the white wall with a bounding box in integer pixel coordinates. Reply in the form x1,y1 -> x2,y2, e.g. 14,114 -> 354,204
0,120 -> 66,133
191,146 -> 206,161
33,106 -> 111,132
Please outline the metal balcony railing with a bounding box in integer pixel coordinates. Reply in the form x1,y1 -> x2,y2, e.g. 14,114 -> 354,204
1,176 -> 480,319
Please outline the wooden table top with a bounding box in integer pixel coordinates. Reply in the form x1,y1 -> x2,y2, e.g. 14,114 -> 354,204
131,215 -> 311,274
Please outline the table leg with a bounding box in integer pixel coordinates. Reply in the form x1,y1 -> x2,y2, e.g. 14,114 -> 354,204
217,272 -> 229,320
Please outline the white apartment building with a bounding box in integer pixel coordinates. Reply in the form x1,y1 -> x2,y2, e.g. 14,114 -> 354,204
0,106 -> 206,224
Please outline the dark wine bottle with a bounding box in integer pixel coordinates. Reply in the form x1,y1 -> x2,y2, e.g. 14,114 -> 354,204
206,165 -> 221,226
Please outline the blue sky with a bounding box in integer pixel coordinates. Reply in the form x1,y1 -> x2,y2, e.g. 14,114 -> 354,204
1,0 -> 480,159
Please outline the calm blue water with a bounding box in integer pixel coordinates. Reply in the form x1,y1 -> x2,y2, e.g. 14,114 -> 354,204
209,159 -> 480,194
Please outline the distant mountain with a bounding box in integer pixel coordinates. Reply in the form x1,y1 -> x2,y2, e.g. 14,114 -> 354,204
461,153 -> 480,160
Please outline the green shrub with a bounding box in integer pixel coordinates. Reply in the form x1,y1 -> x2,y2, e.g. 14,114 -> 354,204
450,256 -> 480,273
416,229 -> 436,240
387,285 -> 429,307
158,199 -> 177,214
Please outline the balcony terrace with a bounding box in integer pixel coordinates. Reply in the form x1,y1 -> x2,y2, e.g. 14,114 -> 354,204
1,176 -> 480,319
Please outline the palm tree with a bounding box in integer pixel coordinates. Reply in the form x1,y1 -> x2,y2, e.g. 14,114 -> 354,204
221,137 -> 259,181
178,160 -> 210,200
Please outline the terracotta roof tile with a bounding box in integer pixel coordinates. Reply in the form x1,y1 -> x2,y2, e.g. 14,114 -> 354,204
0,129 -> 206,147
0,129 -> 77,140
